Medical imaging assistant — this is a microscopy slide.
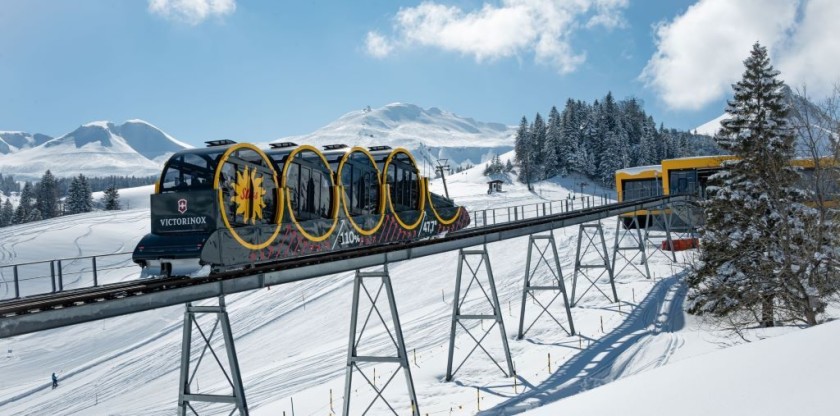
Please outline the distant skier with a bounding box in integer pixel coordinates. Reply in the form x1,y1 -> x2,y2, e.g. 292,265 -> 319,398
51,372 -> 58,389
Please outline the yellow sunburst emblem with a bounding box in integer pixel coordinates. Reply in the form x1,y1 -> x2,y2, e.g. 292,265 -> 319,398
230,166 -> 267,224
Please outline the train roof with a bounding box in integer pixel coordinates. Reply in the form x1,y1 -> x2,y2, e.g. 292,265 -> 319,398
661,155 -> 738,170
616,165 -> 661,175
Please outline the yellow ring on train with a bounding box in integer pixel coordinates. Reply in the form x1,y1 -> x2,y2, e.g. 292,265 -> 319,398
337,146 -> 387,236
383,148 -> 426,231
424,177 -> 461,225
281,144 -> 340,243
214,143 -> 284,250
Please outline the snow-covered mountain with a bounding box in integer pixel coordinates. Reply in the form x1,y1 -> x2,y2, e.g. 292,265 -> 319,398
269,103 -> 515,169
0,120 -> 191,180
1,104 -> 513,181
0,132 -> 52,155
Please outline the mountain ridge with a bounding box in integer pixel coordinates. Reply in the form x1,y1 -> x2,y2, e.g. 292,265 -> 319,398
1,103 -> 515,181
0,119 -> 190,180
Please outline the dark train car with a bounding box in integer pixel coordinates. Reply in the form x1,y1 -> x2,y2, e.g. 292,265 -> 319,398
133,141 -> 469,277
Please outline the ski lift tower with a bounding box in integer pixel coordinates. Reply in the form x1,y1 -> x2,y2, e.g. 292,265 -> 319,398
435,159 -> 451,199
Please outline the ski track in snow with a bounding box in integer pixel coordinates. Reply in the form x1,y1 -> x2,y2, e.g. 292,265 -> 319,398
480,275 -> 688,415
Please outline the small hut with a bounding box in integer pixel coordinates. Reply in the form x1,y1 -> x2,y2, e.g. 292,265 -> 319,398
487,180 -> 503,194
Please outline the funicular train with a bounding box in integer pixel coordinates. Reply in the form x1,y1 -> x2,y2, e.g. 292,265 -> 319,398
615,154 -> 838,229
132,141 -> 469,277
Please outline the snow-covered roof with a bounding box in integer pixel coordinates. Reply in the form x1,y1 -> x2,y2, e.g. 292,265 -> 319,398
616,164 -> 661,175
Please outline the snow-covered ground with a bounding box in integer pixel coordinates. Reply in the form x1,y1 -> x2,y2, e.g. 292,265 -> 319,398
0,156 -> 834,415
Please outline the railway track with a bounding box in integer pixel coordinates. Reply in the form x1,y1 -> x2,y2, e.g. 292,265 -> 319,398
0,195 -> 688,333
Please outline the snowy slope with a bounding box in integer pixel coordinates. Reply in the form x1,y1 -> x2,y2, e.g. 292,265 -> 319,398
526,319 -> 840,416
268,103 -> 515,169
693,113 -> 726,136
0,120 -> 190,181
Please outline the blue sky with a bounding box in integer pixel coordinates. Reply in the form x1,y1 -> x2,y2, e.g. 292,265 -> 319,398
1,0 -> 837,146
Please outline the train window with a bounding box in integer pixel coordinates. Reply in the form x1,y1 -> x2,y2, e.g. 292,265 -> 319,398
160,154 -> 214,192
622,179 -> 660,201
217,148 -> 278,227
669,170 -> 698,195
287,163 -> 300,213
341,160 -> 381,216
287,162 -> 333,221
388,160 -> 419,211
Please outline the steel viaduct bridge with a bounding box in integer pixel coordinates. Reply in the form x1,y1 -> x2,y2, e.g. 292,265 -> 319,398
0,194 -> 691,416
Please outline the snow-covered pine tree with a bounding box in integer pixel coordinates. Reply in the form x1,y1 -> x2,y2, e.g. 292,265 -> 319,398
531,113 -> 547,180
560,100 -> 581,174
36,170 -> 59,219
80,174 -> 93,212
16,182 -> 34,221
103,186 -> 121,211
0,198 -> 12,227
687,42 -> 837,328
638,116 -> 658,166
483,154 -> 504,176
66,176 -> 85,214
514,116 -> 533,189
597,130 -> 625,186
13,205 -> 25,224
543,106 -> 563,177
26,207 -> 42,222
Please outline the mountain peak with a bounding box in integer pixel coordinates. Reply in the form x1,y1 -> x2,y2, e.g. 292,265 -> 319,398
270,103 -> 514,169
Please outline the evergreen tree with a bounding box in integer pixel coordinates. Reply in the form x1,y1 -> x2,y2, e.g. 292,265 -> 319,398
687,42 -> 836,328
0,198 -> 12,227
80,175 -> 93,212
505,159 -> 514,173
18,182 -> 34,220
26,207 -> 43,222
531,113 -> 547,179
12,204 -> 26,225
543,106 -> 563,177
103,186 -> 120,210
66,174 -> 94,214
514,116 -> 534,189
598,130 -> 625,186
638,116 -> 658,166
36,170 -> 59,219
482,154 -> 504,176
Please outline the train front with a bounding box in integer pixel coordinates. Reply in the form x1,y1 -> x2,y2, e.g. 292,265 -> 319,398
133,141 -> 280,277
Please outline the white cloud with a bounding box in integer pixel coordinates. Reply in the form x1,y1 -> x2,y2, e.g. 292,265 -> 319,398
148,0 -> 236,25
365,31 -> 394,58
777,0 -> 840,96
642,0 -> 840,110
365,0 -> 629,74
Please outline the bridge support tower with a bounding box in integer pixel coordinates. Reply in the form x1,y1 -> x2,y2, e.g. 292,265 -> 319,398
177,295 -> 248,416
343,265 -> 419,416
571,222 -> 618,306
517,233 -> 575,339
446,247 -> 515,381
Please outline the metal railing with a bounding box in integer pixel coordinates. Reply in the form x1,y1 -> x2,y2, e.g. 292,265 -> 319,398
0,252 -> 135,301
466,194 -> 611,228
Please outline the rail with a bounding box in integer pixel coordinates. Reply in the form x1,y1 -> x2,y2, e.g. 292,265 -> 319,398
467,194 -> 610,228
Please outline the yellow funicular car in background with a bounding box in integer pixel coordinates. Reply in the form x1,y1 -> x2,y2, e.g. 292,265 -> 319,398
615,164 -> 663,229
